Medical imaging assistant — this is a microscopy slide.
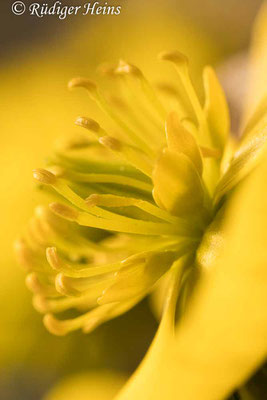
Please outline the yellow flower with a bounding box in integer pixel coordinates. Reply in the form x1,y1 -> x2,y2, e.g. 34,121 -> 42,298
16,3 -> 267,399
1,3 -> 217,370
16,51 -> 233,335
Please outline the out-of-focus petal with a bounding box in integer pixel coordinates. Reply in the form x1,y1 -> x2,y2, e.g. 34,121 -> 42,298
244,1 -> 267,118
116,259 -> 187,400
203,66 -> 230,149
43,370 -> 126,400
214,124 -> 267,204
116,145 -> 267,400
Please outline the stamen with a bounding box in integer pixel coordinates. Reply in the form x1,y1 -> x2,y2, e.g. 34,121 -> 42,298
14,239 -> 33,271
34,205 -> 104,255
50,202 -> 191,236
68,77 -> 97,96
85,194 -> 185,225
75,116 -> 100,134
46,247 -> 121,278
159,51 -> 211,145
55,273 -> 82,297
99,136 -> 153,176
97,250 -> 177,305
69,77 -> 154,157
83,296 -> 143,333
26,272 -> 58,297
27,217 -> 48,247
49,203 -> 79,222
55,137 -> 92,151
33,293 -> 99,314
55,272 -> 114,297
116,60 -> 166,120
60,170 -> 152,192
43,304 -> 114,336
33,168 -> 57,185
39,173 -> 153,225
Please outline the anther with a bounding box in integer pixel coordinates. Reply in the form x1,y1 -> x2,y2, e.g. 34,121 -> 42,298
68,77 -> 97,96
75,116 -> 100,133
116,60 -> 142,78
43,314 -> 68,336
25,273 -> 42,293
55,273 -> 81,297
85,194 -> 101,207
159,50 -> 189,68
49,203 -> 79,221
14,239 -> 32,271
99,136 -> 121,151
33,294 -> 49,313
33,168 -> 57,185
46,247 -> 61,270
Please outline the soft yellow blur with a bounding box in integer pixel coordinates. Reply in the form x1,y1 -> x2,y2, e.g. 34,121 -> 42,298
246,1 -> 267,114
0,1 -> 220,370
44,370 -> 126,400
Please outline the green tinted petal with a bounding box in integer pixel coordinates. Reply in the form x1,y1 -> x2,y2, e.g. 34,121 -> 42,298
153,148 -> 205,217
166,112 -> 203,175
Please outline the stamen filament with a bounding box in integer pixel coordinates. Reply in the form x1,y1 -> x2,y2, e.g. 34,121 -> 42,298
60,169 -> 152,192
86,194 -> 186,224
50,202 -> 194,237
46,247 -> 121,278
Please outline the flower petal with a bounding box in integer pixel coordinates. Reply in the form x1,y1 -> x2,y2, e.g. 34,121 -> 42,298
44,370 -> 126,400
153,148 -> 205,217
214,126 -> 267,203
203,66 -> 230,149
166,111 -> 203,175
116,146 -> 267,400
244,1 -> 267,116
115,258 -> 186,400
98,251 -> 178,305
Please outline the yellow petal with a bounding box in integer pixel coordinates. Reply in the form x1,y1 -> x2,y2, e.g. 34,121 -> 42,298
153,148 -> 205,217
116,145 -> 267,400
44,371 -> 126,400
166,112 -> 203,175
98,251 -> 177,305
242,95 -> 267,140
244,1 -> 267,118
214,126 -> 267,203
116,259 -> 185,400
203,66 -> 230,149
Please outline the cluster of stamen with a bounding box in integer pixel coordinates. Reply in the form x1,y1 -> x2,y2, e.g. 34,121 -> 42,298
15,51 -> 230,335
